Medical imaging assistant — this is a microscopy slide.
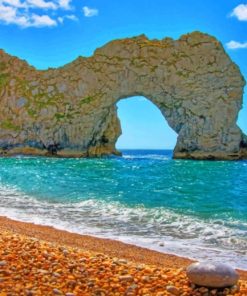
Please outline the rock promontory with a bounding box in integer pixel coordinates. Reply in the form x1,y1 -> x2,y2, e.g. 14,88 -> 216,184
0,31 -> 246,159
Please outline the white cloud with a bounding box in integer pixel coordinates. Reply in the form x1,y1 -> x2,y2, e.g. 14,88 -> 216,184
57,14 -> 77,23
57,15 -> 63,23
2,0 -> 26,8
82,6 -> 98,17
0,0 -> 77,27
0,3 -> 57,27
231,4 -> 247,21
58,0 -> 71,10
64,14 -> 77,21
0,4 -> 29,26
226,40 -> 247,49
27,0 -> 57,10
31,13 -> 57,26
0,4 -> 18,24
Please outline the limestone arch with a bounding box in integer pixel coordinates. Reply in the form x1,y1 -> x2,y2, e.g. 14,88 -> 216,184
0,31 -> 246,159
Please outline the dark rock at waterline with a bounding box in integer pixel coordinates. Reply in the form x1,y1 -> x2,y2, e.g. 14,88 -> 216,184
186,262 -> 239,288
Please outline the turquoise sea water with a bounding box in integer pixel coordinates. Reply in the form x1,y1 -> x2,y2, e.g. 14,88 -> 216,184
0,150 -> 246,269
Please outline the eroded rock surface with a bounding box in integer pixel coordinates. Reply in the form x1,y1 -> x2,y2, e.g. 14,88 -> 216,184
0,31 -> 246,159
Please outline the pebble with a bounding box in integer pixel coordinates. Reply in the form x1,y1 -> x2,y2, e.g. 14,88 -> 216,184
198,287 -> 208,293
128,284 -> 138,290
231,285 -> 240,293
53,288 -> 63,295
186,262 -> 239,288
0,261 -> 6,266
166,285 -> 180,295
0,230 -> 246,295
142,275 -> 151,282
53,272 -> 61,277
119,275 -> 134,281
118,258 -> 128,264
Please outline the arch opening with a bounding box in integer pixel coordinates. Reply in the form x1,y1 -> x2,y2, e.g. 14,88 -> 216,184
115,96 -> 177,152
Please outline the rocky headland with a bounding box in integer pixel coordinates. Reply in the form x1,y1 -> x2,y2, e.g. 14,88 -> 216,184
0,31 -> 246,159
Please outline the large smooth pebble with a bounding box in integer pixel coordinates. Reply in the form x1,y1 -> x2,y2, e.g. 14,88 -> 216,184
186,262 -> 239,288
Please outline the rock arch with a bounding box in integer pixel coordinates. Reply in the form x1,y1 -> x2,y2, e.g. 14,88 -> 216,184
0,31 -> 246,159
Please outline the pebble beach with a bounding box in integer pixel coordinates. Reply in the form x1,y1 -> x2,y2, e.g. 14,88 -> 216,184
0,217 -> 246,296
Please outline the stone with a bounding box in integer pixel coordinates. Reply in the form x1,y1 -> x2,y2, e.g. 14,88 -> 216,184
141,276 -> 151,282
186,262 -> 239,288
53,272 -> 61,277
117,258 -> 128,264
166,285 -> 180,295
53,288 -> 63,295
230,285 -> 240,293
0,261 -> 7,266
119,275 -> 134,282
0,31 -> 246,159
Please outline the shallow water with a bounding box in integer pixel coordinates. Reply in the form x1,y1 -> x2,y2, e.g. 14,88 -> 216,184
0,150 -> 246,269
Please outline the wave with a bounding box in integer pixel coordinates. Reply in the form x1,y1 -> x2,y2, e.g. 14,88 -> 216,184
122,154 -> 171,160
0,184 -> 246,269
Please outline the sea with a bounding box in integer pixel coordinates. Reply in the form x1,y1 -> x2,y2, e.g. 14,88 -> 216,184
0,149 -> 246,269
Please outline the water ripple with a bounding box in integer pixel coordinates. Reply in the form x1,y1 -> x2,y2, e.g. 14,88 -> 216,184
0,150 -> 246,269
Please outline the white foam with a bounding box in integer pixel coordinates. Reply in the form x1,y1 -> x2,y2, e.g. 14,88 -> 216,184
0,184 -> 246,270
122,154 -> 170,160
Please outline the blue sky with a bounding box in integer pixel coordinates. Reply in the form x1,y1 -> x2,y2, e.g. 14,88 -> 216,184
0,0 -> 246,149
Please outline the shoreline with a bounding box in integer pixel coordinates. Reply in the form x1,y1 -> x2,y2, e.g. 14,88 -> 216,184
0,215 -> 246,281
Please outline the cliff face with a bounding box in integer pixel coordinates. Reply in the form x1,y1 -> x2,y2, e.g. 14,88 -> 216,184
0,31 -> 246,159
